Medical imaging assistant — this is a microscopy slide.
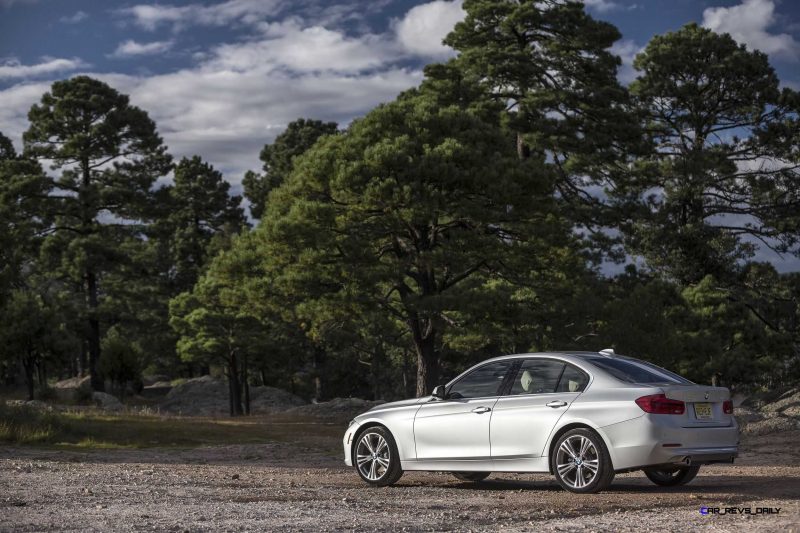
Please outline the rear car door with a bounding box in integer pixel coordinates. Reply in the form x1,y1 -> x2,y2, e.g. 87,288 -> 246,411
414,360 -> 514,460
490,359 -> 589,459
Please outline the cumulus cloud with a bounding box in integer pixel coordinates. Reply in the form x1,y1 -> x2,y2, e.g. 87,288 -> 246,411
703,0 -> 799,60
610,39 -> 643,84
120,0 -> 284,31
60,10 -> 88,24
111,40 -> 174,58
581,0 -> 621,12
0,0 -> 37,7
394,0 -> 465,58
0,57 -> 86,80
210,20 -> 400,73
0,0 -> 472,180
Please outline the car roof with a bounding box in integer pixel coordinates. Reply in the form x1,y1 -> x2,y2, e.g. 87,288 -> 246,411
480,351 -> 620,364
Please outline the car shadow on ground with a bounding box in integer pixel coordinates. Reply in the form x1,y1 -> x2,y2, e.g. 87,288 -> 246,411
439,476 -> 800,499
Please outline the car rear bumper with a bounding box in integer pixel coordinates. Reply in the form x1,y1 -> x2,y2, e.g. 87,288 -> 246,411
600,414 -> 739,471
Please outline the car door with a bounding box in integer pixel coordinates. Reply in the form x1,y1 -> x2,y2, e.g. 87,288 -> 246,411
490,359 -> 589,460
413,360 -> 514,460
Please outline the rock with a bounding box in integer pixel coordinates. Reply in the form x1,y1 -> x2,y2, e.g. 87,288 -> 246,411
741,415 -> 800,436
761,389 -> 800,414
142,374 -> 171,386
231,474 -> 239,480
158,376 -> 306,416
52,376 -> 92,402
282,397 -> 385,421
5,400 -> 53,411
92,391 -> 123,411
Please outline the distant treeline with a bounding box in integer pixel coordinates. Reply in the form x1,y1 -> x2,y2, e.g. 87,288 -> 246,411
1,2 -> 799,415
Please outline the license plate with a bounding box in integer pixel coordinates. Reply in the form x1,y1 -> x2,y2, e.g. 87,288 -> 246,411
694,402 -> 713,419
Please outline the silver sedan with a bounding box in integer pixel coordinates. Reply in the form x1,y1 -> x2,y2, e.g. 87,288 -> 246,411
343,350 -> 738,493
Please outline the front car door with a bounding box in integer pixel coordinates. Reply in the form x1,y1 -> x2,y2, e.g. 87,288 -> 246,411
413,360 -> 514,462
490,358 -> 589,467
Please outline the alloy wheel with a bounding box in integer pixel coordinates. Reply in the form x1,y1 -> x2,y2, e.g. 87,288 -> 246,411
555,435 -> 600,490
355,432 -> 391,481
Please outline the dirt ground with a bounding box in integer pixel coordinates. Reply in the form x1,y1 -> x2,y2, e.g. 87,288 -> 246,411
1,427 -> 799,532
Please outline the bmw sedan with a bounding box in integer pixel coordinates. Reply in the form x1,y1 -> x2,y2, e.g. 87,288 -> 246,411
342,350 -> 738,493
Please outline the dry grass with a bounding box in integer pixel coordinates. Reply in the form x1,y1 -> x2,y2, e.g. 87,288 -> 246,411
0,404 -> 343,450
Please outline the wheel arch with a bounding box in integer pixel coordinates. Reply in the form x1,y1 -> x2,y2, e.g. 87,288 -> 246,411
349,421 -> 393,463
545,422 -> 613,474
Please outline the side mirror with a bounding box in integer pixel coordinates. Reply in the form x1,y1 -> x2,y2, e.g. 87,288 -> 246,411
432,385 -> 447,400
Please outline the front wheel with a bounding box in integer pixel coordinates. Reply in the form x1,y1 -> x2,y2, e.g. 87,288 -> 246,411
644,465 -> 700,486
552,428 -> 615,493
353,426 -> 403,487
452,472 -> 490,482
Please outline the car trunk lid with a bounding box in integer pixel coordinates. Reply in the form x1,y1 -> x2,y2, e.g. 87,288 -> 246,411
661,385 -> 732,427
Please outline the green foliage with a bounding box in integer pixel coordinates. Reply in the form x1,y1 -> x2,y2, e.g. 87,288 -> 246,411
99,327 -> 143,397
252,66 -> 587,396
624,23 -> 800,284
23,76 -> 172,391
243,118 -> 338,219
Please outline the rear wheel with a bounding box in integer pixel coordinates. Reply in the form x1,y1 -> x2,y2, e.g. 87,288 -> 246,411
451,472 -> 490,482
644,465 -> 700,486
352,426 -> 403,487
552,428 -> 615,493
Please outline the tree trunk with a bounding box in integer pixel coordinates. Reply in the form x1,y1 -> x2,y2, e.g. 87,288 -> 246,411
86,271 -> 104,392
22,353 -> 35,401
312,345 -> 325,402
412,324 -> 439,398
516,132 -> 531,160
242,353 -> 250,415
228,351 -> 243,416
79,341 -> 88,377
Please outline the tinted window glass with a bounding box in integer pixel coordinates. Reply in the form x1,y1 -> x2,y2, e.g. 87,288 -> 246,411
509,359 -> 565,395
555,364 -> 589,392
586,357 -> 690,384
448,361 -> 513,399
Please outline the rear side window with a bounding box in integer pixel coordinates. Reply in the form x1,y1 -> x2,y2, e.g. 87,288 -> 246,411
448,361 -> 514,399
509,359 -> 565,395
586,357 -> 691,385
555,364 -> 589,393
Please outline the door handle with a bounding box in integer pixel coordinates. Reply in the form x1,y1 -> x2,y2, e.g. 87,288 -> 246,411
471,406 -> 492,414
546,401 -> 568,408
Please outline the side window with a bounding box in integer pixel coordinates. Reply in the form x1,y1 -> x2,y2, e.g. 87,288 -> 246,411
509,359 -> 565,395
448,361 -> 513,399
555,364 -> 589,393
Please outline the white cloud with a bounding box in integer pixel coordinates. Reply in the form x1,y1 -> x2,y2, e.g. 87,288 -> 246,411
394,0 -> 465,58
210,19 -> 400,73
121,0 -> 284,31
703,0 -> 799,60
0,58 -> 86,80
111,40 -> 174,58
0,0 -> 36,7
60,10 -> 88,24
581,0 -> 621,12
610,39 -> 643,84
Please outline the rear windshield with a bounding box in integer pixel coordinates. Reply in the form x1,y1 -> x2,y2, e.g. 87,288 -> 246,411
585,357 -> 692,385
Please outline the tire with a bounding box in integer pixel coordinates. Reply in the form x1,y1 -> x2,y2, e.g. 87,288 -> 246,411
452,472 -> 491,482
644,465 -> 700,486
352,426 -> 403,487
551,428 -> 615,494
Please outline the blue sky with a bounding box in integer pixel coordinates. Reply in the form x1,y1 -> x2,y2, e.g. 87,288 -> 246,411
1,0 -> 799,269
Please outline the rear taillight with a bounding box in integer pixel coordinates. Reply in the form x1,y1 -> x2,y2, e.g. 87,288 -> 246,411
635,394 -> 685,415
723,400 -> 733,414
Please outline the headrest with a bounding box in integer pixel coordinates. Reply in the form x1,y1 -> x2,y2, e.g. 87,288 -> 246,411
521,370 -> 534,392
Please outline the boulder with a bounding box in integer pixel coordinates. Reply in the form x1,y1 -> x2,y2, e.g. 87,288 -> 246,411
282,397 -> 385,421
51,376 -> 92,402
92,391 -> 123,411
158,376 -> 306,416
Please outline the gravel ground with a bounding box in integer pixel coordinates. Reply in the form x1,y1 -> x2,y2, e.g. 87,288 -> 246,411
1,430 -> 798,532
